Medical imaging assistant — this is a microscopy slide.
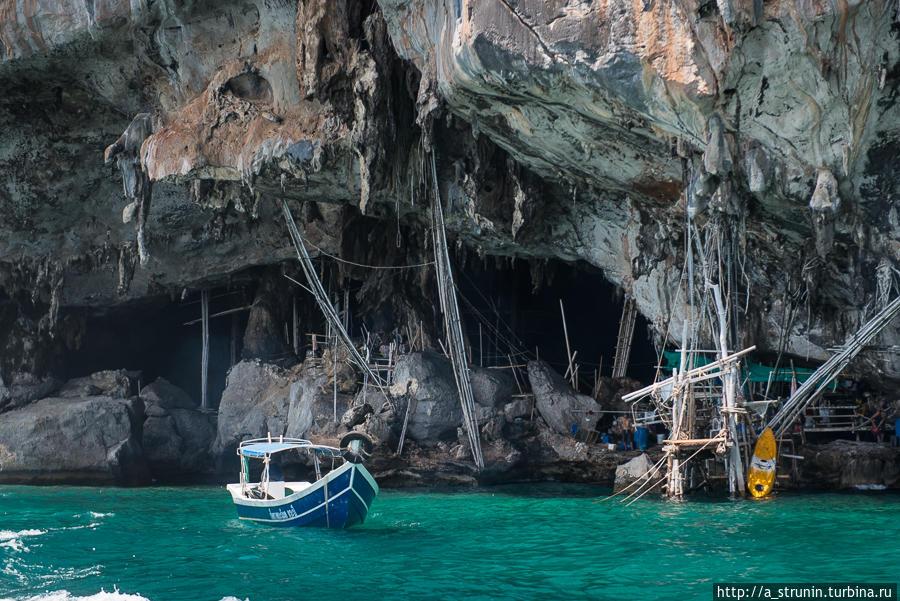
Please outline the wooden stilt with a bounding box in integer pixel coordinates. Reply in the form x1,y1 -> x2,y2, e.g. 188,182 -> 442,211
201,289 -> 210,410
292,296 -> 299,356
333,342 -> 338,422
559,299 -> 575,387
479,323 -> 483,368
230,313 -> 238,367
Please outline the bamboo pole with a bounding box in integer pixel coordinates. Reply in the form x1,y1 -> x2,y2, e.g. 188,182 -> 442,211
559,299 -> 575,387
710,283 -> 744,496
230,313 -> 238,367
201,289 -> 209,410
333,342 -> 338,422
479,323 -> 483,368
292,296 -> 299,356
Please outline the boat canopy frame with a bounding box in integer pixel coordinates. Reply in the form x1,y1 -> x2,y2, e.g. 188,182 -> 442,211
236,437 -> 343,497
237,437 -> 342,459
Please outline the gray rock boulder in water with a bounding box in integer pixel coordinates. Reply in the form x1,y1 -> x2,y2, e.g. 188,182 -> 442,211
527,360 -> 600,436
143,407 -> 216,479
614,453 -> 663,494
213,360 -> 295,459
0,396 -> 148,485
390,352 -> 461,441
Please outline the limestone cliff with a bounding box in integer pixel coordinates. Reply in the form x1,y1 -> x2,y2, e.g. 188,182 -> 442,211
1,0 -> 899,393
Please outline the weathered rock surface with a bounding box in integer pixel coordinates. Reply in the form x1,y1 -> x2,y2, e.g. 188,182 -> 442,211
1,0 -> 900,490
614,453 -> 664,495
0,396 -> 148,485
390,352 -> 462,441
212,360 -> 295,459
58,369 -> 139,399
286,368 -> 353,439
140,377 -> 196,410
527,360 -> 600,436
798,441 -> 900,490
470,367 -> 516,408
143,403 -> 216,481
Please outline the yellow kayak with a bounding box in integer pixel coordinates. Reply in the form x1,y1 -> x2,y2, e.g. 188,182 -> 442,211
747,428 -> 776,498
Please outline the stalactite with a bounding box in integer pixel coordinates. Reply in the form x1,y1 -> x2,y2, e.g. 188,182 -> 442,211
104,113 -> 154,266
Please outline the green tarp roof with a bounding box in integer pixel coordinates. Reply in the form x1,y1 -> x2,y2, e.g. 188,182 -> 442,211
661,350 -> 840,388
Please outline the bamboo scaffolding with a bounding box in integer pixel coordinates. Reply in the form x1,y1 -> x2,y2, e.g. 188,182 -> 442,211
281,201 -> 391,405
766,294 -> 900,437
430,153 -> 484,470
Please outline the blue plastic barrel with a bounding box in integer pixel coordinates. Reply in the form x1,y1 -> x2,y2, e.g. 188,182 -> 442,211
635,427 -> 649,450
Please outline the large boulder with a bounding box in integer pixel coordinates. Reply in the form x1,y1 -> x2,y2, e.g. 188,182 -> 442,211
470,367 -> 516,408
285,369 -> 353,438
212,360 -> 295,459
614,453 -> 664,494
0,396 -> 148,484
390,352 -> 461,441
140,377 -> 196,409
527,360 -> 600,436
143,406 -> 216,479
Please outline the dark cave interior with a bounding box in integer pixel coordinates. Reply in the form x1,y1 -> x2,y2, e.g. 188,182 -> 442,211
57,257 -> 658,406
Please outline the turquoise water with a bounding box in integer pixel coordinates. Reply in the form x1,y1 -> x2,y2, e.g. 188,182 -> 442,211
1,484 -> 898,601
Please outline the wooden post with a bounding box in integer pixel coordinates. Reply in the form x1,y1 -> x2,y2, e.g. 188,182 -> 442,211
230,313 -> 239,367
201,289 -> 210,410
343,289 -> 350,331
711,284 -> 745,496
333,342 -> 338,422
479,323 -> 483,367
292,296 -> 299,356
559,299 -> 575,387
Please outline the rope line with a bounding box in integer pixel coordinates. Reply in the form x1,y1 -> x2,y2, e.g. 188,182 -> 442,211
302,237 -> 436,270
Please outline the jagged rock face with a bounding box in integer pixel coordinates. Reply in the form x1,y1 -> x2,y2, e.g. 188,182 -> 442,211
799,440 -> 900,489
1,0 -> 900,386
0,396 -> 148,485
390,351 -> 463,441
528,360 -> 601,436
378,0 -> 900,372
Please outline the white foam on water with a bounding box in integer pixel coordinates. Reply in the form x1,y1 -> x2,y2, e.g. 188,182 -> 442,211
853,483 -> 887,490
0,538 -> 26,552
0,530 -> 45,541
0,588 -> 150,601
60,523 -> 100,532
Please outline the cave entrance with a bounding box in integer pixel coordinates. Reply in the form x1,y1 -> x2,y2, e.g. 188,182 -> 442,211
63,288 -> 251,408
456,258 -> 657,388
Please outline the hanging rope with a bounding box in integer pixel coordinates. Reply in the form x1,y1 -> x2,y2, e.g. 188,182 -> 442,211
301,237 -> 435,270
281,200 -> 392,407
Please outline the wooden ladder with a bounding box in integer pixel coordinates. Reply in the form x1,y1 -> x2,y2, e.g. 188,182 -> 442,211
612,296 -> 637,378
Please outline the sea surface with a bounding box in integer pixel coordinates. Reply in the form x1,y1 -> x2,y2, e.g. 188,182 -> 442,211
0,484 -> 897,601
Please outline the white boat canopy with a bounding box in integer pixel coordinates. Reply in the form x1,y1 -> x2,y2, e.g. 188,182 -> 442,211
237,438 -> 342,458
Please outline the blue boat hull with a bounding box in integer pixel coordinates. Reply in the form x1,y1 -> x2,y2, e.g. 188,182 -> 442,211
230,462 -> 378,529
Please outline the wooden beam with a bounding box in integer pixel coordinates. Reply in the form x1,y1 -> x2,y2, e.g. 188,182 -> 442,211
201,289 -> 210,410
183,305 -> 251,326
559,299 -> 575,387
